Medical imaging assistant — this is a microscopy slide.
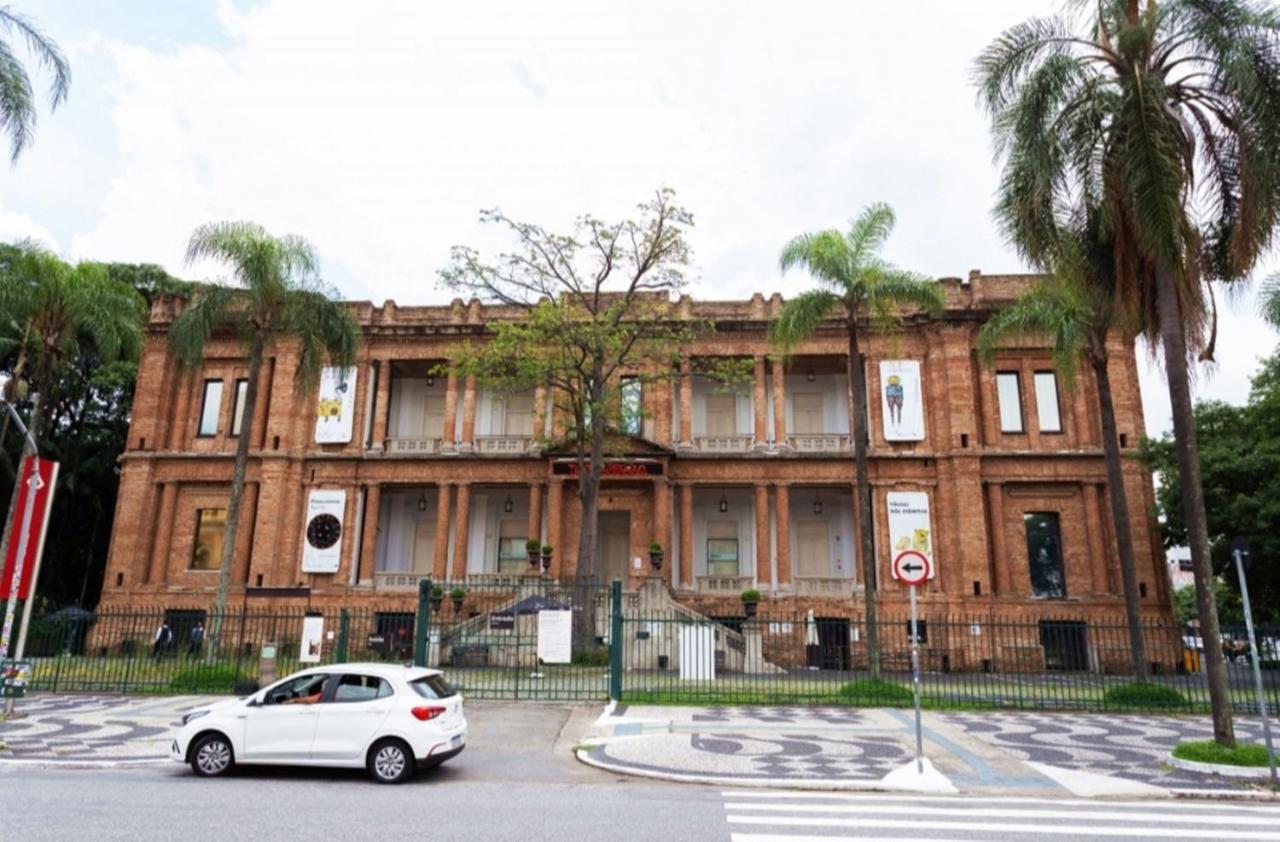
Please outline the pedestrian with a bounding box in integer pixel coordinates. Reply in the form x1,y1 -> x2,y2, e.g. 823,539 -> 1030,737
188,621 -> 205,656
152,620 -> 173,659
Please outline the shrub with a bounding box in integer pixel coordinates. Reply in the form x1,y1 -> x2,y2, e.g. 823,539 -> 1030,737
835,678 -> 914,706
541,544 -> 553,555
740,589 -> 762,603
571,647 -> 611,667
430,585 -> 444,598
449,587 -> 467,600
169,665 -> 241,693
649,542 -> 663,554
1102,682 -> 1186,709
526,539 -> 542,553
1173,740 -> 1272,767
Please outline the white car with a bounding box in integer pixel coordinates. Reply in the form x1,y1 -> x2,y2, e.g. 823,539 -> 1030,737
171,663 -> 466,784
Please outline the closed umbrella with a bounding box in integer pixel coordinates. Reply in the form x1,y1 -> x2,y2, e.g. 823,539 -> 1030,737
805,609 -> 819,670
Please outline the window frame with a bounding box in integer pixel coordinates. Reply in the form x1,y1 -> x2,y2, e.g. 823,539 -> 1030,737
230,378 -> 250,437
190,508 -> 228,571
197,379 -> 224,438
328,673 -> 394,704
1024,511 -> 1067,599
1032,371 -> 1063,434
620,376 -> 643,437
995,371 -> 1025,434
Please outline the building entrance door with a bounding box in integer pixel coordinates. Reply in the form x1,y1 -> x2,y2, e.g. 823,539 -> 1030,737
795,519 -> 830,578
412,520 -> 436,574
599,512 -> 631,583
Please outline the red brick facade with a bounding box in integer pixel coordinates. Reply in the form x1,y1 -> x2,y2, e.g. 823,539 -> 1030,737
100,271 -> 1172,626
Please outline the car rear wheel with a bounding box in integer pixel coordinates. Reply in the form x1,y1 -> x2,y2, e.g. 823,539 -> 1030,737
190,733 -> 234,778
368,738 -> 414,784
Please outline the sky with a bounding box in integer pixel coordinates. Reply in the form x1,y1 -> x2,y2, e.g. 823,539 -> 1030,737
5,0 -> 1279,437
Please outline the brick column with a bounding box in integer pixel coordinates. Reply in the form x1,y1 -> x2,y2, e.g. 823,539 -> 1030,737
360,483 -> 382,584
679,360 -> 693,449
987,482 -> 1011,595
533,384 -> 548,443
251,357 -> 275,449
168,373 -> 194,450
459,375 -> 477,452
441,369 -> 459,451
451,483 -> 471,580
680,482 -> 695,588
753,356 -> 768,450
772,358 -> 787,450
1083,483 -> 1110,594
654,379 -> 672,445
149,482 -> 177,585
546,480 -> 564,578
370,358 -> 392,450
432,483 -> 451,580
527,482 -> 543,545
653,479 -> 672,583
775,483 -> 791,589
755,484 -> 770,584
231,482 -> 258,586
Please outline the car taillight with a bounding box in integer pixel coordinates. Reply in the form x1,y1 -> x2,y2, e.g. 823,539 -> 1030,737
411,706 -> 446,721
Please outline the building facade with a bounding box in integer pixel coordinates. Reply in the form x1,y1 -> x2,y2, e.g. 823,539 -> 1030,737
100,271 -> 1172,629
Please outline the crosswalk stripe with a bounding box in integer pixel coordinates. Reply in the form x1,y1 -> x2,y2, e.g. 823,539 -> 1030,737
731,835 -> 972,842
719,790 -> 1280,814
723,802 -> 1273,825
724,814 -> 1280,839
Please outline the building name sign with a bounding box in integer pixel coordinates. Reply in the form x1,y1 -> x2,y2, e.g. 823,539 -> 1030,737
552,461 -> 662,478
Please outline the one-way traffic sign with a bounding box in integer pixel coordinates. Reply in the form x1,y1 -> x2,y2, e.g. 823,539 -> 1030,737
891,550 -> 932,586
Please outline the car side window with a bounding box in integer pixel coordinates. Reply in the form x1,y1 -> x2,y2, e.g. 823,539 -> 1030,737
264,674 -> 327,705
331,673 -> 392,703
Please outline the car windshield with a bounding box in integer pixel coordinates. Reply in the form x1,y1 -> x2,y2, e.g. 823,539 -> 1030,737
409,674 -> 457,699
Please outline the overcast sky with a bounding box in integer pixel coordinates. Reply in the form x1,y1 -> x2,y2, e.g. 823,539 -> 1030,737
7,0 -> 1279,437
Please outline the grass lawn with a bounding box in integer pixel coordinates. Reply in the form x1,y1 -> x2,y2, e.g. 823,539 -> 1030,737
1173,740 -> 1275,767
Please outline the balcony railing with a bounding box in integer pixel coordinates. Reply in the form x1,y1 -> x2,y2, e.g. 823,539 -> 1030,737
374,571 -> 432,591
793,577 -> 857,596
474,435 -> 535,455
787,434 -> 850,453
693,435 -> 754,453
386,436 -> 442,455
697,575 -> 754,593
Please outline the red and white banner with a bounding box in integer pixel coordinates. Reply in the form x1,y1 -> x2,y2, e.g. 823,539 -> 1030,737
1,456 -> 59,600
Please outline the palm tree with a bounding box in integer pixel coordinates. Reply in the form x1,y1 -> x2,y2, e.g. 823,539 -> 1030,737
1262,274 -> 1280,330
169,222 -> 359,651
978,221 -> 1150,680
975,0 -> 1280,746
772,203 -> 945,676
0,243 -> 145,598
0,7 -> 70,162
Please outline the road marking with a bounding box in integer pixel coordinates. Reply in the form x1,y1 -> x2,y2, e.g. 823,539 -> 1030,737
731,836 -> 970,842
720,790 -> 1280,813
723,802 -> 1274,825
724,815 -> 1280,839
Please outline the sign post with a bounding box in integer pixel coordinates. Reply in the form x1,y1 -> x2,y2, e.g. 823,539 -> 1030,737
1232,537 -> 1277,785
892,549 -> 932,774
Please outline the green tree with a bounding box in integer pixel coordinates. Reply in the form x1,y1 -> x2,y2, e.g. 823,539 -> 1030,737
978,221 -> 1150,679
975,0 -> 1280,747
0,7 -> 69,162
168,222 -> 359,650
770,202 -> 944,676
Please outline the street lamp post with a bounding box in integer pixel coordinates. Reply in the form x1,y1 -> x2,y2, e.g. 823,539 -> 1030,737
0,397 -> 39,718
1231,537 -> 1277,785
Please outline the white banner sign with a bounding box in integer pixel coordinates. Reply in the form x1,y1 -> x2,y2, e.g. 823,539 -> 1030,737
879,360 -> 925,441
679,625 -> 716,680
299,615 -> 324,663
315,366 -> 357,444
537,610 -> 573,664
887,491 -> 934,578
301,489 -> 346,573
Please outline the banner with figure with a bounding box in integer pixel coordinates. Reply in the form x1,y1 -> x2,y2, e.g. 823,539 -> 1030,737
301,489 -> 346,573
879,360 -> 925,441
315,366 -> 357,444
887,491 -> 935,579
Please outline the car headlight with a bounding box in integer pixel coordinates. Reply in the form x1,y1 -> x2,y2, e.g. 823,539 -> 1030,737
181,710 -> 210,726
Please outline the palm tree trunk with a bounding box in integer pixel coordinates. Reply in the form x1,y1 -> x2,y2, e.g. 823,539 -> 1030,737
1154,265 -> 1234,746
847,313 -> 879,676
1092,354 -> 1148,680
209,332 -> 265,661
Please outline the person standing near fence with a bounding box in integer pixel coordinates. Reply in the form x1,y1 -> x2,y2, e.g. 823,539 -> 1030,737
152,620 -> 173,659
188,621 -> 205,657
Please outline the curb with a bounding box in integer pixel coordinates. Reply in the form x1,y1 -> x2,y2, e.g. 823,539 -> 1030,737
1167,753 -> 1278,781
0,756 -> 170,769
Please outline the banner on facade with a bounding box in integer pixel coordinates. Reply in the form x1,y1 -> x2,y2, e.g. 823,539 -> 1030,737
314,366 -> 357,444
886,491 -> 934,579
1,456 -> 59,600
301,489 -> 346,573
536,609 -> 572,664
879,360 -> 925,442
299,614 -> 324,663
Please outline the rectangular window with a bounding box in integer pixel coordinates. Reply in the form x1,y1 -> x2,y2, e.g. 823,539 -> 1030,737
230,379 -> 249,436
1025,512 -> 1066,599
197,380 -> 224,437
705,392 -> 736,436
792,392 -> 824,435
995,372 -> 1023,433
496,519 -> 526,574
621,377 -> 642,436
191,509 -> 227,570
1033,371 -> 1062,433
503,390 -> 535,436
706,521 -> 740,577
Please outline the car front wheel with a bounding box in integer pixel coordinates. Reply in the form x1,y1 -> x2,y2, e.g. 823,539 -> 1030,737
190,733 -> 235,778
368,738 -> 414,785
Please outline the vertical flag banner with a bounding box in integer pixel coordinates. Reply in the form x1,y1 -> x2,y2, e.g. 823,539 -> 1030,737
314,366 -> 357,444
887,491 -> 934,578
301,489 -> 346,573
879,360 -> 925,441
1,457 -> 59,600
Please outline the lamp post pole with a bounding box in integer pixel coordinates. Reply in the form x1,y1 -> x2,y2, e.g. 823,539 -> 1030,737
0,398 -> 39,718
1232,538 -> 1276,785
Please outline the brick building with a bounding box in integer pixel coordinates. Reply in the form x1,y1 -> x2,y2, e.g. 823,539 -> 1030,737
100,270 -> 1172,633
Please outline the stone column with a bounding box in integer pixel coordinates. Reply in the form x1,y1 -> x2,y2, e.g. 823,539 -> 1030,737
433,483 -> 452,580
451,483 -> 471,581
653,479 -> 672,583
755,484 -> 770,584
679,359 -> 693,449
370,359 -> 392,451
775,484 -> 791,588
753,355 -> 768,450
680,482 -> 695,588
527,482 -> 543,546
149,482 -> 178,585
459,375 -> 477,452
772,358 -> 787,450
441,369 -> 459,451
546,480 -> 564,578
360,483 -> 382,585
1083,482 -> 1110,594
987,482 -> 1011,596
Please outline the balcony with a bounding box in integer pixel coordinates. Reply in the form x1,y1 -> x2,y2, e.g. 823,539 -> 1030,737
787,434 -> 850,453
474,435 -> 535,455
693,435 -> 754,453
386,437 -> 442,455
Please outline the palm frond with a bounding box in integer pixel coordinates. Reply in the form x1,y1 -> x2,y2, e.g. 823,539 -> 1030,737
1261,272 -> 1280,330
779,229 -> 854,295
978,280 -> 1093,387
768,289 -> 840,357
284,289 -> 360,394
0,7 -> 69,162
845,203 -> 895,267
167,284 -> 237,369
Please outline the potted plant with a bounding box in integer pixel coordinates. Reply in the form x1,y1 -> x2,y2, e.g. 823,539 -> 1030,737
429,585 -> 444,612
450,586 -> 467,613
526,539 -> 542,569
540,544 -> 553,574
740,588 -> 762,618
648,541 -> 664,571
